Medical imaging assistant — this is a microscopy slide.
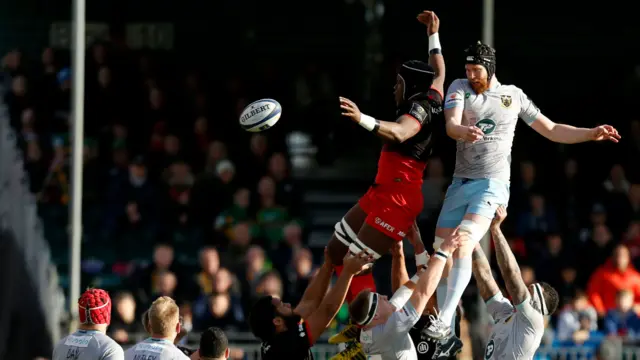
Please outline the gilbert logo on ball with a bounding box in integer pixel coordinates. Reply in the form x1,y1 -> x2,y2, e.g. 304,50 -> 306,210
239,98 -> 282,132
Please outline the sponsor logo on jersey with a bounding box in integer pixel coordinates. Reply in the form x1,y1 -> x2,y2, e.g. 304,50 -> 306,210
476,119 -> 497,134
374,217 -> 395,233
409,103 -> 427,121
417,341 -> 430,354
64,335 -> 92,348
484,339 -> 495,359
500,95 -> 512,108
465,92 -> 471,99
397,231 -> 406,238
136,342 -> 165,353
298,323 -> 306,337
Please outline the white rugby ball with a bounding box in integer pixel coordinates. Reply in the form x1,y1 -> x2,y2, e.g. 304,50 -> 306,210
239,99 -> 282,132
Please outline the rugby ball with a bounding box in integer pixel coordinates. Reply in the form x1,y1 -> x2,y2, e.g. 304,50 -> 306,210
239,99 -> 282,132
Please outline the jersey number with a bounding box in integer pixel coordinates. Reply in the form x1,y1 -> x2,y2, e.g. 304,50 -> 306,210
484,339 -> 495,359
66,347 -> 80,360
133,355 -> 157,360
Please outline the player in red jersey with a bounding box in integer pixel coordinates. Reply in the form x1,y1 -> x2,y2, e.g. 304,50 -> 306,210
325,11 -> 446,350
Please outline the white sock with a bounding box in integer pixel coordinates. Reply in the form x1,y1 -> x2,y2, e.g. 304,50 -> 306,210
439,256 -> 472,327
436,278 -> 448,311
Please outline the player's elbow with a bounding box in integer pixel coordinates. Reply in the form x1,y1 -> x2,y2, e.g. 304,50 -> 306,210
391,126 -> 412,143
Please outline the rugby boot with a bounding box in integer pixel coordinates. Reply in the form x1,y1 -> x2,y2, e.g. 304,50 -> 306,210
329,323 -> 360,344
422,312 -> 451,341
431,335 -> 463,360
330,340 -> 366,360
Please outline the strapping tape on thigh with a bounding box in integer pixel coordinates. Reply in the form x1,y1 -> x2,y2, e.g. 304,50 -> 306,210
459,219 -> 488,243
334,218 -> 357,247
348,238 -> 381,260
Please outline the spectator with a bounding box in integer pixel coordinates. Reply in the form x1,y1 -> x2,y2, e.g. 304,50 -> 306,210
604,290 -> 640,338
109,291 -> 145,344
553,312 -> 604,350
587,245 -> 640,316
194,247 -> 220,297
556,291 -> 598,342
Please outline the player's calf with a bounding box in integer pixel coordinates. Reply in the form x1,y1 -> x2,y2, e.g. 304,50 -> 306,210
428,218 -> 490,340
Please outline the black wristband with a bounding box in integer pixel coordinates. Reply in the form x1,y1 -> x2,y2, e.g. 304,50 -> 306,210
429,48 -> 441,55
434,250 -> 449,260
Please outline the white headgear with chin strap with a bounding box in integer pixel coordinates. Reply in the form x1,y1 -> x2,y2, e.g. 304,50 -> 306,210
356,292 -> 379,327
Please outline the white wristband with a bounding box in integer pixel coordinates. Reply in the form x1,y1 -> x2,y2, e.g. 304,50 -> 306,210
415,251 -> 429,267
429,33 -> 441,52
359,113 -> 378,132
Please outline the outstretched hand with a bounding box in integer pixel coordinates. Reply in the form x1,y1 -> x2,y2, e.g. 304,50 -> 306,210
591,125 -> 621,143
491,206 -> 508,227
343,250 -> 375,275
339,97 -> 362,124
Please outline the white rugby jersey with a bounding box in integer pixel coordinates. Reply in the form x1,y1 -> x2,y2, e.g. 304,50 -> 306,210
445,79 -> 540,182
52,329 -> 124,360
483,293 -> 545,360
124,337 -> 189,360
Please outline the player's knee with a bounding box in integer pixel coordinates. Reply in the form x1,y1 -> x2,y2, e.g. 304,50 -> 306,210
454,242 -> 473,258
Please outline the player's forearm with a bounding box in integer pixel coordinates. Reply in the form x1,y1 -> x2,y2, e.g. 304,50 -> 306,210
411,252 -> 448,314
471,244 -> 501,301
317,271 -> 354,316
299,264 -> 333,308
546,123 -> 593,144
444,109 -> 463,139
391,252 -> 411,292
490,225 -> 529,303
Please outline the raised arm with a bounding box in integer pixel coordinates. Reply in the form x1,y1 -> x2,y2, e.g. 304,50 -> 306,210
518,90 -> 620,144
409,233 -> 463,314
294,248 -> 335,319
490,206 -> 529,305
471,243 -> 501,301
391,241 -> 411,293
339,96 -> 421,143
304,251 -> 373,343
417,11 -> 445,97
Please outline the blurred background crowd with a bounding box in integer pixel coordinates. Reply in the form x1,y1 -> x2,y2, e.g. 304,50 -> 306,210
1,0 -> 640,359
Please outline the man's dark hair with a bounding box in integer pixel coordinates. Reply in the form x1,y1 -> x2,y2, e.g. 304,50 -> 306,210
540,282 -> 559,315
348,289 -> 372,324
199,327 -> 228,359
249,296 -> 277,340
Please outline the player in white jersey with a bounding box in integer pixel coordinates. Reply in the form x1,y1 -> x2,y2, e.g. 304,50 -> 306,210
125,296 -> 189,360
462,206 -> 559,360
52,288 -> 124,360
346,226 -> 464,360
424,41 -> 621,348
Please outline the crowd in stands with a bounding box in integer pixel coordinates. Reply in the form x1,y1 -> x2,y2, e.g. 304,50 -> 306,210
3,42 -> 640,355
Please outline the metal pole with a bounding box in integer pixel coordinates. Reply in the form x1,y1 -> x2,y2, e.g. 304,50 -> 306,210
68,0 -> 86,333
469,2 -> 496,358
482,0 -> 495,47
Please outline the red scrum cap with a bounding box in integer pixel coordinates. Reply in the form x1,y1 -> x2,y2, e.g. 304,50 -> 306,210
78,288 -> 112,325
